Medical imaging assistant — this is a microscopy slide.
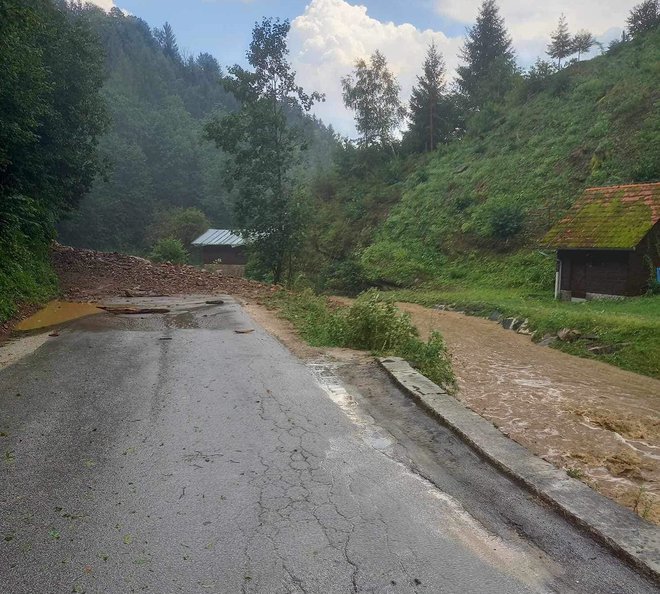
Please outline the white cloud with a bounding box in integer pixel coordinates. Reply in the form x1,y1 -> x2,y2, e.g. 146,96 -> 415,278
85,0 -> 116,9
289,0 -> 463,137
289,0 -> 635,134
435,1 -> 632,63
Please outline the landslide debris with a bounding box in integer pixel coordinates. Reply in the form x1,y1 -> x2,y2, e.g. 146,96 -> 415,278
52,243 -> 276,301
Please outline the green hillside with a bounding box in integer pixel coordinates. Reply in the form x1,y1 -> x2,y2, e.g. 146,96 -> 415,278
361,30 -> 659,286
294,30 -> 660,378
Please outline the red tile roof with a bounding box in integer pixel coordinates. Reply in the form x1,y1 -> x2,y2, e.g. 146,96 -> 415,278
543,182 -> 660,249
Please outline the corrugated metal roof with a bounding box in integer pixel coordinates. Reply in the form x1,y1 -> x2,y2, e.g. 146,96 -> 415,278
191,229 -> 246,247
543,182 -> 660,249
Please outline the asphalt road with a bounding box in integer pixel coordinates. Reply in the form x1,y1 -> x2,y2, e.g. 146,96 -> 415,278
0,296 -> 656,593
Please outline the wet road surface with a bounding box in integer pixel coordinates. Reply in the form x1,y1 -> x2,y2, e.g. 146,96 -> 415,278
0,296 -> 657,593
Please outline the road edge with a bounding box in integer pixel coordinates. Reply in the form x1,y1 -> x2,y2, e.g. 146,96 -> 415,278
378,356 -> 660,583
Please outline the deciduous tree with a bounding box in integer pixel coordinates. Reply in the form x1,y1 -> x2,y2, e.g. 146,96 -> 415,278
342,51 -> 406,148
627,0 -> 660,37
205,18 -> 323,284
0,0 -> 107,228
572,30 -> 595,60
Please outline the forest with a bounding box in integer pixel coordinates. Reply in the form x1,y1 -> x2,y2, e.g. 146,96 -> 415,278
1,0 -> 659,321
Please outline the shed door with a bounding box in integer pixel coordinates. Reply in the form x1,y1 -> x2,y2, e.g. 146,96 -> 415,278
570,254 -> 587,298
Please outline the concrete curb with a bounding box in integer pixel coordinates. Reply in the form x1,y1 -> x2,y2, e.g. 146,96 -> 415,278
378,356 -> 660,583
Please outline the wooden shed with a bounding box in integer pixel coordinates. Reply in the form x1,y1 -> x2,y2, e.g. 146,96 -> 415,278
191,229 -> 248,274
543,183 -> 660,299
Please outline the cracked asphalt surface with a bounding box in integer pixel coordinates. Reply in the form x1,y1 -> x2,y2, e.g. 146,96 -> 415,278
0,296 -> 657,593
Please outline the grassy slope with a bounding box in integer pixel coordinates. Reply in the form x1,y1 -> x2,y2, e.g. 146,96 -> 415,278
363,31 -> 660,285
354,32 -> 660,378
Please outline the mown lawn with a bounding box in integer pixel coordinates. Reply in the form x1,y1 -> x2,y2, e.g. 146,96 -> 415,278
388,287 -> 660,379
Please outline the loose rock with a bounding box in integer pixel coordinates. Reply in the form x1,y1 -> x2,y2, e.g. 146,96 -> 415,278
557,328 -> 581,342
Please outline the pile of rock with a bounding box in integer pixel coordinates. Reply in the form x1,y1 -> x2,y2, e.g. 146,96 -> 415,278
52,243 -> 277,301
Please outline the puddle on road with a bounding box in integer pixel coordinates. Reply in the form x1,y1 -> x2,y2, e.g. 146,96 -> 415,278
16,301 -> 100,331
0,301 -> 101,371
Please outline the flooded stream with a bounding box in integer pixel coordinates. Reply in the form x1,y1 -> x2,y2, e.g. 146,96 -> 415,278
398,303 -> 660,525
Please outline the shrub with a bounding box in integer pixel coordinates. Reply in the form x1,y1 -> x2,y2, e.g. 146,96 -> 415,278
472,195 -> 526,241
346,291 -> 455,388
0,198 -> 58,323
360,241 -> 439,286
150,238 -> 189,264
345,290 -> 417,351
318,258 -> 369,295
271,289 -> 456,390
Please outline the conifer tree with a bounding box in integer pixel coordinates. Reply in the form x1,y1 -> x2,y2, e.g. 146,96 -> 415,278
156,22 -> 180,62
547,15 -> 574,68
456,0 -> 516,109
408,43 -> 447,152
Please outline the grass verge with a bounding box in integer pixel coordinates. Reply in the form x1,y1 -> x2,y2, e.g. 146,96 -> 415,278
267,289 -> 456,391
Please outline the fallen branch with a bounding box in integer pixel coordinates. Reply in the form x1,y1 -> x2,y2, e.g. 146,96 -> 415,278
98,306 -> 170,315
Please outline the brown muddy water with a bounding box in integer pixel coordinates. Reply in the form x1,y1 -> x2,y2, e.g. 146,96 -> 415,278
1,301 -> 102,371
15,300 -> 101,331
397,303 -> 660,525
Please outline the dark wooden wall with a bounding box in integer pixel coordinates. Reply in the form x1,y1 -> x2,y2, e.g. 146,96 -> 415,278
198,245 -> 248,265
558,221 -> 659,297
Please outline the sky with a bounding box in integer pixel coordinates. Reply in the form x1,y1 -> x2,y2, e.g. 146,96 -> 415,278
89,0 -> 636,136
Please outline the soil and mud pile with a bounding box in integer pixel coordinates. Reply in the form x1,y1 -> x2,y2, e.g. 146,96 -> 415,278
52,243 -> 276,301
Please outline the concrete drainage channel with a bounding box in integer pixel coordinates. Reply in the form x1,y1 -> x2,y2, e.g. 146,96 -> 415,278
378,356 -> 660,584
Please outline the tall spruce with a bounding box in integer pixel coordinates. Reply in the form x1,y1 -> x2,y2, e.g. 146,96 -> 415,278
456,0 -> 516,109
547,15 -> 574,68
156,22 -> 180,62
205,18 -> 322,284
627,0 -> 660,37
342,51 -> 406,148
408,43 -> 447,152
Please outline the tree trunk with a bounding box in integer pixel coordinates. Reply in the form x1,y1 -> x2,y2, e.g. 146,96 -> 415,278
287,250 -> 294,288
429,102 -> 434,152
273,260 -> 282,285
